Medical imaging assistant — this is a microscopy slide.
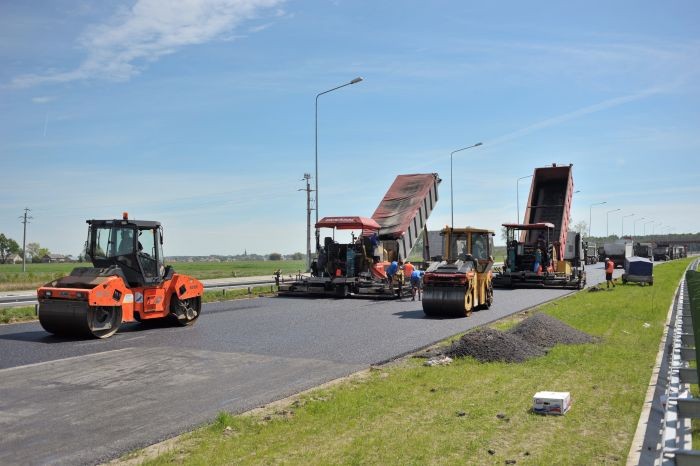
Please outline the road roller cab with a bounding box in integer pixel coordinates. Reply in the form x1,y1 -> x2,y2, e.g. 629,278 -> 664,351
422,227 -> 495,317
37,213 -> 204,338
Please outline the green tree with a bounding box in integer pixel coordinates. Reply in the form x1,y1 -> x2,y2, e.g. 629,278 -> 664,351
268,252 -> 283,261
0,233 -> 21,263
25,242 -> 50,263
290,252 -> 304,260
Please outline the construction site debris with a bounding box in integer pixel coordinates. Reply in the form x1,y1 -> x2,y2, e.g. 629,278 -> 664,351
444,313 -> 597,363
509,313 -> 597,348
445,328 -> 546,363
424,355 -> 453,367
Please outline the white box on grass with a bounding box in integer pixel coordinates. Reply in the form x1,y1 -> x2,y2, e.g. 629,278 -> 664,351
533,391 -> 571,415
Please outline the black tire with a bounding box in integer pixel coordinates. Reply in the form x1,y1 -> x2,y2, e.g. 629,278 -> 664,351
170,296 -> 201,326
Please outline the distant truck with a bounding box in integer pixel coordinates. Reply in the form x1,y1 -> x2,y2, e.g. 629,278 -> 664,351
584,241 -> 598,265
653,243 -> 670,261
671,244 -> 686,260
603,240 -> 633,268
633,242 -> 654,261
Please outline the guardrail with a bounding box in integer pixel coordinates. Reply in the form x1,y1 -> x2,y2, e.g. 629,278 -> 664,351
0,277 -> 289,308
659,259 -> 700,464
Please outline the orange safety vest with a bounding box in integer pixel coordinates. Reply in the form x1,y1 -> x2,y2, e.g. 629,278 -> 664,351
404,262 -> 415,276
605,260 -> 614,274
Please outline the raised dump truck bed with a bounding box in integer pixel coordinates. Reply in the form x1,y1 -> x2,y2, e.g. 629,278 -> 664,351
372,173 -> 440,262
493,164 -> 584,289
521,164 -> 573,261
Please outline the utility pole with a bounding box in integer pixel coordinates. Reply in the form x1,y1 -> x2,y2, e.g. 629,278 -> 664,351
298,174 -> 314,272
19,207 -> 32,272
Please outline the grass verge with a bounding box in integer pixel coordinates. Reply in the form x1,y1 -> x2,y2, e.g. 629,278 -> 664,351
0,260 -> 306,291
0,306 -> 36,324
130,258 -> 692,465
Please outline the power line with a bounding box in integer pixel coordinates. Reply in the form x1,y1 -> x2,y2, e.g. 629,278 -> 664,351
18,207 -> 32,272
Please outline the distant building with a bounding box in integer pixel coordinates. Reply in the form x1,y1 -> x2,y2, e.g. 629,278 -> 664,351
42,254 -> 67,263
5,253 -> 22,264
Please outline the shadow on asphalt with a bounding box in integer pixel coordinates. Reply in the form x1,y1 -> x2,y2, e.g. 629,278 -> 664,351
0,330 -> 91,343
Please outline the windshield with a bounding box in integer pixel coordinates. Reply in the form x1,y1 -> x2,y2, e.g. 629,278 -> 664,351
93,226 -> 136,259
448,232 -> 468,261
471,232 -> 490,260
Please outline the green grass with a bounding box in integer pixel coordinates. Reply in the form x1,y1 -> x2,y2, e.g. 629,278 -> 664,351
201,286 -> 278,303
135,258 -> 692,465
0,260 -> 306,291
0,306 -> 36,324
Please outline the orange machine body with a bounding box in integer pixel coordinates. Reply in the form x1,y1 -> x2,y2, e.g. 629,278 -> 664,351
37,273 -> 203,324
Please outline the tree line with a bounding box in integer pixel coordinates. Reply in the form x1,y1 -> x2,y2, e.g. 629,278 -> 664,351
0,232 -> 51,264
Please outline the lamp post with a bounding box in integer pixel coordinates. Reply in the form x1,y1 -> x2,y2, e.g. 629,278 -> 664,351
633,217 -> 645,237
652,222 -> 662,238
589,201 -> 606,238
621,213 -> 634,237
606,208 -> 620,237
643,220 -> 654,236
314,77 -> 363,248
450,142 -> 483,229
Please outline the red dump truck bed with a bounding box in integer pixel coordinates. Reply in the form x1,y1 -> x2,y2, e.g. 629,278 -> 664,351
371,173 -> 440,261
521,164 -> 574,260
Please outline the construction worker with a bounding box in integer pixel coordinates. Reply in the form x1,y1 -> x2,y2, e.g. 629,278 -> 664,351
605,257 -> 615,288
410,269 -> 423,301
403,260 -> 415,277
533,248 -> 542,273
386,260 -> 399,285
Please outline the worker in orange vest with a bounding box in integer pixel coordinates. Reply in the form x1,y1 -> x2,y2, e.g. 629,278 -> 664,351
605,257 -> 615,288
403,260 -> 415,277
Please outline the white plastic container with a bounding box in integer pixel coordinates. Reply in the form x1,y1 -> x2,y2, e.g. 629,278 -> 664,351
533,391 -> 571,415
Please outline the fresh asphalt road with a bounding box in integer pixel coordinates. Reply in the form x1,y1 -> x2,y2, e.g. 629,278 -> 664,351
0,263 -> 614,465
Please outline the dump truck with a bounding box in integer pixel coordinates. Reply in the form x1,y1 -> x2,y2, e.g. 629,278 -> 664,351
604,239 -> 633,267
584,241 -> 598,265
653,243 -> 670,261
422,227 -> 494,317
493,164 -> 585,289
633,242 -> 654,260
671,244 -> 686,260
279,173 -> 440,298
37,213 -> 203,338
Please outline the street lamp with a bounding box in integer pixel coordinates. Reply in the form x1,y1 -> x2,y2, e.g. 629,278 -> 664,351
621,213 -> 634,237
516,175 -> 533,224
653,222 -> 662,237
606,208 -> 620,237
589,201 -> 606,238
450,142 -> 483,229
643,220 -> 654,236
314,77 -> 363,247
633,217 -> 645,237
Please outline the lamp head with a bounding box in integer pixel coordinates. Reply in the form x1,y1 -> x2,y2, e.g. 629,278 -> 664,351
350,77 -> 363,84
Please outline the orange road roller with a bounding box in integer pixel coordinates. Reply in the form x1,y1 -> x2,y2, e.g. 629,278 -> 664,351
37,213 -> 203,338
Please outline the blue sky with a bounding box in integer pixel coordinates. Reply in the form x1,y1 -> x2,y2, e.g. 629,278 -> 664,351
1,0 -> 698,256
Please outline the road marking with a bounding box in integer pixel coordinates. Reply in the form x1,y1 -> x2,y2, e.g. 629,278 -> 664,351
0,348 -> 133,373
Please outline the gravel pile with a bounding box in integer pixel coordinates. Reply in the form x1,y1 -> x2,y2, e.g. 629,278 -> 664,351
445,328 -> 546,363
509,313 -> 597,348
443,314 -> 597,364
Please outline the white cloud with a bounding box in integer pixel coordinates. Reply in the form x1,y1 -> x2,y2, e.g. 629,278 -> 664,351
11,0 -> 283,88
31,96 -> 55,104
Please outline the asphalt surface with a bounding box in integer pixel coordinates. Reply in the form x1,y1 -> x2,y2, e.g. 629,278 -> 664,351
0,263 -> 614,465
